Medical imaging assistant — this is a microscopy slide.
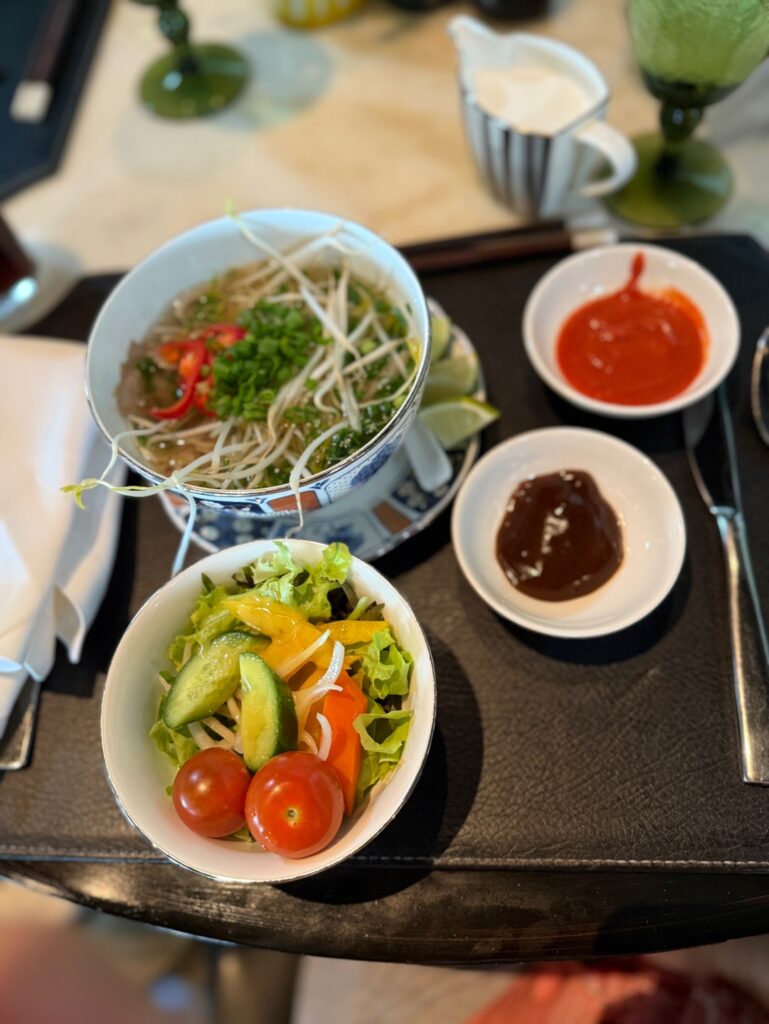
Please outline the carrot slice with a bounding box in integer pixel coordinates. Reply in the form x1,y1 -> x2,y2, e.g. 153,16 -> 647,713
322,671 -> 368,816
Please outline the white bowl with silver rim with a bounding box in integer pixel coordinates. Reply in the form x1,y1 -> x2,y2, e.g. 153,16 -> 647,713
86,209 -> 431,515
522,243 -> 739,419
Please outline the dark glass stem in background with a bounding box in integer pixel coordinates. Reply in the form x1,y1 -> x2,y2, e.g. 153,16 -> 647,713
0,214 -> 34,296
0,213 -> 38,324
646,70 -> 736,162
131,0 -> 248,119
608,72 -> 735,229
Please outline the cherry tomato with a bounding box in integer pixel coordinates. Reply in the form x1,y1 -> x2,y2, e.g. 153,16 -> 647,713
245,752 -> 344,858
172,748 -> 251,838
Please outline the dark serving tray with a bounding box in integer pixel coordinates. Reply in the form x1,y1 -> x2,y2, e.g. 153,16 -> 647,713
2,233 -> 769,872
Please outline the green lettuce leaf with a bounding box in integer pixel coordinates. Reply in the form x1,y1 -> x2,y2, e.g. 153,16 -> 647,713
149,695 -> 199,767
361,628 -> 413,700
248,544 -> 298,582
242,541 -> 352,621
167,579 -> 238,669
353,704 -> 412,805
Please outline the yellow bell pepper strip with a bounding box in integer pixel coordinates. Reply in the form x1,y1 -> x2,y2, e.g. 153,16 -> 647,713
326,620 -> 391,646
322,671 -> 368,816
222,594 -> 333,675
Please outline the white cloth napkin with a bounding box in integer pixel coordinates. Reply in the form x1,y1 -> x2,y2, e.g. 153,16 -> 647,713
0,336 -> 125,737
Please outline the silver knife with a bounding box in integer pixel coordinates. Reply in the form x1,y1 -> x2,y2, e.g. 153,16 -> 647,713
684,385 -> 769,784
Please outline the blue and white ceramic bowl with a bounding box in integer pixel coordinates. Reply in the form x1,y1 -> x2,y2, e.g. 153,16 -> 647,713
86,209 -> 432,515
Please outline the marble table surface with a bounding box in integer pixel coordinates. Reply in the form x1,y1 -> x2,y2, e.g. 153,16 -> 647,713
4,0 -> 769,274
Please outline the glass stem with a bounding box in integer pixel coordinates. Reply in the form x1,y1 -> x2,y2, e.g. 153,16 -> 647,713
657,101 -> 703,176
157,3 -> 199,73
174,44 -> 199,75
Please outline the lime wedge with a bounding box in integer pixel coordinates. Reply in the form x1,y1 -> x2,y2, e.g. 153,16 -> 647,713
418,397 -> 499,449
423,353 -> 478,403
429,314 -> 452,364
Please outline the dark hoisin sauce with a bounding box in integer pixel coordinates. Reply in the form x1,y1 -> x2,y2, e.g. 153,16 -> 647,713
495,470 -> 623,601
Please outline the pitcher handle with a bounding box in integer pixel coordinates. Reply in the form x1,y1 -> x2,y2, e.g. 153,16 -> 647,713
575,120 -> 637,198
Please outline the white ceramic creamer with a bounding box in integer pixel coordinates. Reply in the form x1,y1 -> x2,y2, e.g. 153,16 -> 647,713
449,17 -> 636,218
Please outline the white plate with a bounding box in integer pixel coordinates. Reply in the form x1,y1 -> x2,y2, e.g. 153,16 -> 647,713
451,427 -> 686,638
522,243 -> 740,419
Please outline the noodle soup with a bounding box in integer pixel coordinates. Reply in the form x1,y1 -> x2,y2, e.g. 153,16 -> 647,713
85,211 -> 431,515
116,258 -> 416,494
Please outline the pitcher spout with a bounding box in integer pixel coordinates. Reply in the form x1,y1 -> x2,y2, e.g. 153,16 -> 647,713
447,16 -> 507,80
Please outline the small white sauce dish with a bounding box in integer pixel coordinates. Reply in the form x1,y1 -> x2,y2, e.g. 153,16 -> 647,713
101,538 -> 436,884
522,242 -> 739,419
451,427 -> 686,639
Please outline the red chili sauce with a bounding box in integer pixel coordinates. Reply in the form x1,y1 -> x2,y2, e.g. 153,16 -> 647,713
555,253 -> 708,406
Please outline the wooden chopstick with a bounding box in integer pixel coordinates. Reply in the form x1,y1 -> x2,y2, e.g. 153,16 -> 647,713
399,220 -> 573,273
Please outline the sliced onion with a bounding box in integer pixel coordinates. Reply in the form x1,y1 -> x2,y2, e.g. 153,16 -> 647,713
299,729 -> 318,756
316,713 -> 332,761
202,717 -> 237,745
186,721 -> 219,750
318,640 -> 345,690
274,629 -> 330,680
293,641 -> 345,730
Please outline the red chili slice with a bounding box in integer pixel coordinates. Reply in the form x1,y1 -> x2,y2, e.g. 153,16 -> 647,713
148,324 -> 242,420
149,339 -> 207,420
201,323 -> 246,349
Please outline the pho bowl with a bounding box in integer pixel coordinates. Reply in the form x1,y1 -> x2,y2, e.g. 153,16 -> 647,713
86,209 -> 432,515
101,538 -> 436,884
522,243 -> 739,419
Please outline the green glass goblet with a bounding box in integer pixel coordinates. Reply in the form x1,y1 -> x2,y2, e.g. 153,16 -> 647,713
608,0 -> 769,228
132,0 -> 248,119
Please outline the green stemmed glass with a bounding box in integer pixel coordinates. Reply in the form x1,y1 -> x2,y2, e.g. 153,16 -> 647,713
609,0 -> 769,228
133,0 -> 248,119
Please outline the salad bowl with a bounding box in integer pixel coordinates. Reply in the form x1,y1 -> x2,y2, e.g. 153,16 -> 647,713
101,539 -> 436,883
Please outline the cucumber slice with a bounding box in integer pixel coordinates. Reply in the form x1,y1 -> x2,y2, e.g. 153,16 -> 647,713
240,653 -> 298,773
163,631 -> 267,730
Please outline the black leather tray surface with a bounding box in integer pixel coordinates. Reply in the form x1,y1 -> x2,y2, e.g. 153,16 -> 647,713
2,234 -> 769,871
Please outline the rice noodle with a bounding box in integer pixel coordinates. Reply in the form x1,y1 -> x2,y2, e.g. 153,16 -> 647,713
186,721 -> 219,750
